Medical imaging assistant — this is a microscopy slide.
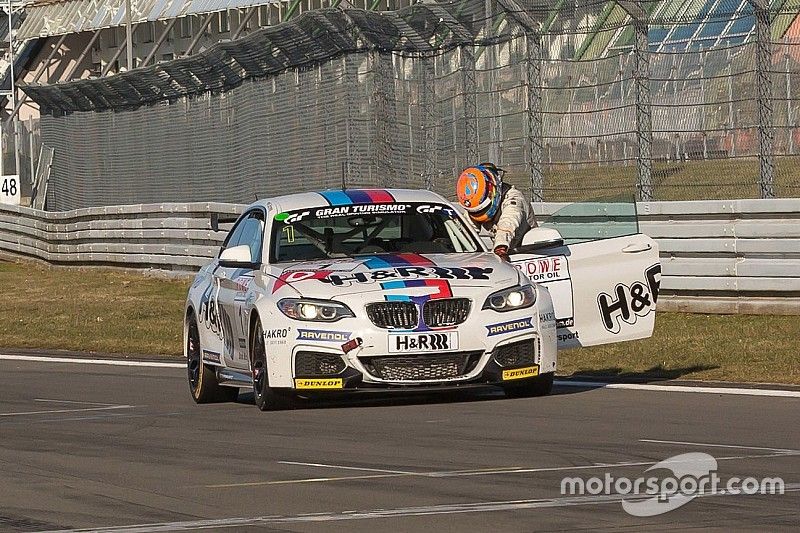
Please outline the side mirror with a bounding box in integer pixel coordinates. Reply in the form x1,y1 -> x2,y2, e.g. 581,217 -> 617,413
219,244 -> 258,268
513,227 -> 565,254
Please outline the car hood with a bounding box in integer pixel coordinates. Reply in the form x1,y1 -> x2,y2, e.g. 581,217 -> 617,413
267,252 -> 520,298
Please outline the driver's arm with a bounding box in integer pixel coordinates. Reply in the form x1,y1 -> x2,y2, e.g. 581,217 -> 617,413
493,187 -> 529,251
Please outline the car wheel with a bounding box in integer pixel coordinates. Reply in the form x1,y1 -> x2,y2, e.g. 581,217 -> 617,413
187,314 -> 238,403
502,372 -> 554,399
251,320 -> 293,411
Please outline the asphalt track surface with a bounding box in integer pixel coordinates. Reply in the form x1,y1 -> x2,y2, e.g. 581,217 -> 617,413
1,354 -> 799,532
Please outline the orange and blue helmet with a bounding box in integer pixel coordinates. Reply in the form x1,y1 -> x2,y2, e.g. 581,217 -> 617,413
456,164 -> 502,223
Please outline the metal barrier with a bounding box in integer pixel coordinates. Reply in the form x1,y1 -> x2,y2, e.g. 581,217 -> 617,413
1,199 -> 798,313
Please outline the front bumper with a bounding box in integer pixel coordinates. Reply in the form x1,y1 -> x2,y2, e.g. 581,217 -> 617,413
286,335 -> 552,392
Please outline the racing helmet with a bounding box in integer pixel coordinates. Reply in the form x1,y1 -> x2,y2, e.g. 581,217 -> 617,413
456,163 -> 503,223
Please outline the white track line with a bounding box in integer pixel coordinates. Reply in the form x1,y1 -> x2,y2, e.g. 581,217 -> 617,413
278,460 -> 416,475
41,483 -> 800,532
554,380 -> 800,398
34,398 -> 118,406
0,354 -> 183,368
207,451 -> 799,488
640,439 -> 800,454
2,354 -> 800,398
0,405 -> 134,417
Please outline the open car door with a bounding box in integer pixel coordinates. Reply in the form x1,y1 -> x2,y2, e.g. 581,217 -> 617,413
510,198 -> 660,350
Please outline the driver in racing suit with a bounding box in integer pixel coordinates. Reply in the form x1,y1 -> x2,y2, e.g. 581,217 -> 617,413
456,163 -> 536,261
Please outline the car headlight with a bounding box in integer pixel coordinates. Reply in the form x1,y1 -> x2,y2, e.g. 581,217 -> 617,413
482,285 -> 536,312
277,298 -> 354,322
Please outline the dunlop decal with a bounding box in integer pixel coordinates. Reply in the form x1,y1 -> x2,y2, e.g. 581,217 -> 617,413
294,378 -> 344,390
502,365 -> 540,381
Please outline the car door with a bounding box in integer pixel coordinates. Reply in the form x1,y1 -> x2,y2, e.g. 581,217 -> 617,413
214,209 -> 266,368
510,198 -> 660,349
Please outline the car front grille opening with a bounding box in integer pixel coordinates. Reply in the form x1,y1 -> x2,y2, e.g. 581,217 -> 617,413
493,338 -> 538,368
366,301 -> 418,329
360,351 -> 483,381
422,298 -> 471,327
295,351 -> 347,377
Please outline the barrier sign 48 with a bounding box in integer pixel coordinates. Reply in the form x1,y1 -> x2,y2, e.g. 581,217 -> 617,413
0,175 -> 20,206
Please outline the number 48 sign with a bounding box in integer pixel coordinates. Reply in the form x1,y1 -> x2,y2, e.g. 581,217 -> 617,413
1,175 -> 20,205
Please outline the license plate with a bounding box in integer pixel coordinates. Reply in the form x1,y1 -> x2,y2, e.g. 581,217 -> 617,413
389,332 -> 459,353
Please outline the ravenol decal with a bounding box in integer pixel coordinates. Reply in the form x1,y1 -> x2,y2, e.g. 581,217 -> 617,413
502,365 -> 539,381
294,378 -> 344,389
597,264 -> 661,334
297,329 -> 352,343
486,317 -> 535,337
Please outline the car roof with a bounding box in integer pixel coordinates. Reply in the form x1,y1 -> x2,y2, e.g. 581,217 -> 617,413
250,188 -> 451,213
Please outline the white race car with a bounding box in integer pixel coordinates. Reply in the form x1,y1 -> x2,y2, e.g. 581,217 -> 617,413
185,189 -> 660,410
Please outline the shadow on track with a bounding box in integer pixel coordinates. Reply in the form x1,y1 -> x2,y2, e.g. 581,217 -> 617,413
560,364 -> 719,384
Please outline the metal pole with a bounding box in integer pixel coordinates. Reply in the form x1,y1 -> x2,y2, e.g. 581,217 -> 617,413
6,0 -> 15,176
28,115 -> 34,184
525,31 -> 544,202
141,18 -> 177,67
63,30 -> 102,82
125,0 -> 134,70
785,36 -> 793,155
372,51 -> 396,186
461,45 -> 478,164
100,26 -> 138,76
633,17 -> 653,201
421,54 -> 436,190
231,7 -> 257,40
4,33 -> 68,126
184,13 -> 215,57
750,0 -> 775,198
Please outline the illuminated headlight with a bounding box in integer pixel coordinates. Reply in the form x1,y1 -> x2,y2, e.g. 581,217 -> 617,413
278,299 -> 354,322
482,285 -> 536,312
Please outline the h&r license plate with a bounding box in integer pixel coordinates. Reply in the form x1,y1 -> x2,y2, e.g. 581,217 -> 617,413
389,332 -> 459,353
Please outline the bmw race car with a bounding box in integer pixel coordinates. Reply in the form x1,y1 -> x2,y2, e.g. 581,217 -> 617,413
185,189 -> 660,410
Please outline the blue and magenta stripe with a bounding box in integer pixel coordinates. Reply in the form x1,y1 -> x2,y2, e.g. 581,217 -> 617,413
318,189 -> 395,206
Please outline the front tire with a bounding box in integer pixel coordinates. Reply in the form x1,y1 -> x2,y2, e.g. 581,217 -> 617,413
251,320 -> 293,411
502,372 -> 554,399
187,314 -> 238,403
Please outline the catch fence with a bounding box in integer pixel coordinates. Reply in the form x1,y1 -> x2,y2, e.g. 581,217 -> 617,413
16,0 -> 800,209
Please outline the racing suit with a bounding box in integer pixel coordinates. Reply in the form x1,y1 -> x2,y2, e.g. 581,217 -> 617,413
469,184 -> 536,255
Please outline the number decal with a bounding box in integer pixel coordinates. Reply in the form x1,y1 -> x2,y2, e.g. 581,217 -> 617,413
282,225 -> 295,243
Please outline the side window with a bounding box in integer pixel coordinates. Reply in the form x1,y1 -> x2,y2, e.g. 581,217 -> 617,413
221,210 -> 265,262
541,196 -> 639,245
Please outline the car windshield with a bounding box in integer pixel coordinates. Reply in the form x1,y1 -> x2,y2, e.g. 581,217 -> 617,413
271,202 -> 479,262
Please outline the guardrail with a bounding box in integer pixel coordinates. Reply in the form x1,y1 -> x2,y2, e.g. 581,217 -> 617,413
0,202 -> 242,270
1,200 -> 798,314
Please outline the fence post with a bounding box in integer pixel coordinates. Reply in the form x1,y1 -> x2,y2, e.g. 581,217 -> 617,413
633,17 -> 653,201
751,0 -> 775,198
420,54 -> 437,190
372,50 -> 396,188
461,45 -> 479,164
343,55 -> 362,185
525,32 -> 544,202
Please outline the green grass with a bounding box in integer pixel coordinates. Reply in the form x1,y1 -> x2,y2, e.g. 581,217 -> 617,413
1,261 -> 798,384
561,313 -> 800,385
0,261 -> 189,356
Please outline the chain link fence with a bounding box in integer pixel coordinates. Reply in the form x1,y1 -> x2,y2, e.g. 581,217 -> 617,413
18,0 -> 800,210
